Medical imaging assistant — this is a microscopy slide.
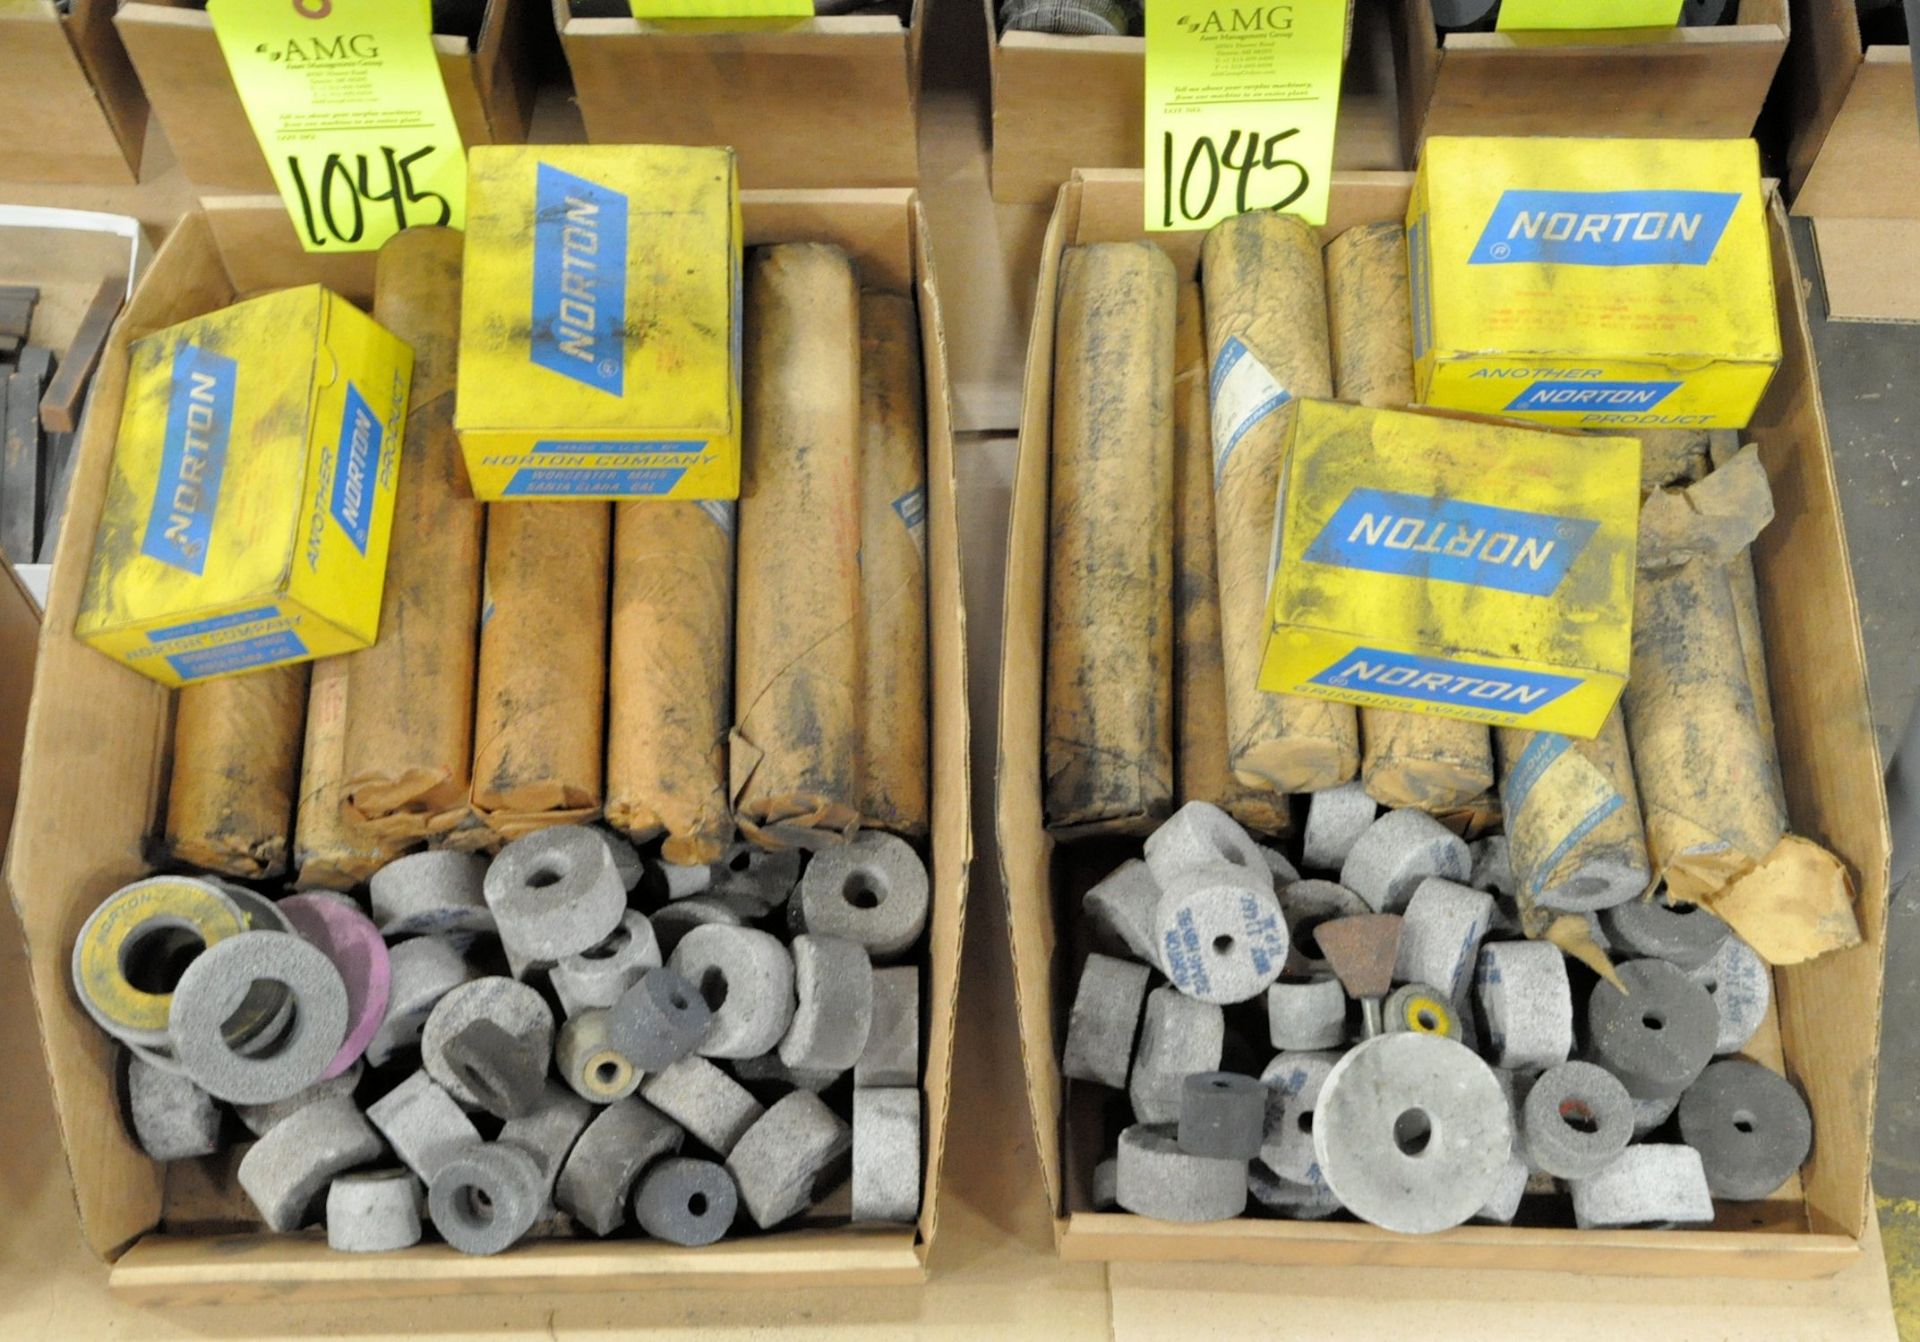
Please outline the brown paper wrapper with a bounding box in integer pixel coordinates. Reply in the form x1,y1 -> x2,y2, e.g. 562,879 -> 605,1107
343,227 -> 484,841
731,244 -> 864,848
294,656 -> 409,889
1637,428 -> 1711,494
1200,212 -> 1356,794
1045,242 -> 1176,836
856,292 -> 930,836
1172,282 -> 1290,838
470,502 -> 610,839
1495,707 -> 1650,909
165,663 -> 308,878
1324,222 -> 1492,812
606,499 -> 736,865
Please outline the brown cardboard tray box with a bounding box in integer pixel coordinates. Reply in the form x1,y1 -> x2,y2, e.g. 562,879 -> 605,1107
983,0 -> 1405,205
3,187 -> 970,1305
112,0 -> 538,197
0,0 -> 150,185
1388,0 -> 1789,163
995,168 -> 1890,1279
554,0 -> 925,190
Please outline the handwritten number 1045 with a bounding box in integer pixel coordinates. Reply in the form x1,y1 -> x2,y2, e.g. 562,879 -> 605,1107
287,146 -> 452,247
1161,128 -> 1309,227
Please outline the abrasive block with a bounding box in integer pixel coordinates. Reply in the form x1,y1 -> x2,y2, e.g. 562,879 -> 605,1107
278,893 -> 391,1079
1496,713 -> 1649,913
1603,896 -> 1732,969
327,1169 -> 423,1252
1678,1059 -> 1812,1201
795,832 -> 929,960
1063,953 -> 1151,1088
165,664 -> 308,878
238,1095 -> 384,1232
1201,211 -> 1353,793
634,1157 -> 738,1246
1687,935 -> 1772,1055
1045,241 -> 1176,834
1469,836 -> 1513,897
1145,801 -> 1268,887
485,825 -> 627,968
606,498 -> 735,866
1303,782 -> 1375,871
551,910 -> 662,1019
128,1054 -> 221,1160
732,1050 -> 844,1094
1128,986 -> 1224,1124
235,1060 -> 365,1137
1093,1158 -> 1119,1210
852,1087 -> 921,1222
599,828 -> 646,892
370,850 -> 492,939
428,1141 -> 545,1255
608,967 -> 713,1072
662,861 -> 714,900
1587,958 -> 1718,1099
1383,983 -> 1459,1040
421,976 -> 554,1110
1394,878 -> 1493,1002
726,1090 -> 854,1229
1633,1093 -> 1681,1137
555,1095 -> 685,1235
1340,809 -> 1470,914
711,843 -> 803,911
1475,940 -> 1572,1072
170,931 -> 349,1104
1476,1153 -> 1530,1225
1152,866 -> 1288,1004
556,1009 -> 643,1104
732,243 -> 864,847
640,1055 -> 765,1155
1179,1072 -> 1264,1160
367,936 -> 474,1067
779,935 -> 874,1071
498,1081 -> 596,1205
1278,879 -> 1367,978
1083,859 -> 1164,965
1115,1123 -> 1247,1222
857,965 -> 920,1089
1521,1060 -> 1632,1180
651,896 -> 749,955
1570,1144 -> 1715,1229
1266,978 -> 1347,1052
1258,1049 -> 1339,1185
1248,1162 -> 1341,1220
669,925 -> 796,1058
367,1070 -> 482,1184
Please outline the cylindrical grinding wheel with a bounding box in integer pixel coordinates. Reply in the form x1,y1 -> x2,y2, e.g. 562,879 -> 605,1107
1496,708 -> 1650,913
1200,211 -> 1356,794
1170,282 -> 1292,839
732,243 -> 864,848
856,291 -> 931,837
342,227 -> 484,842
166,663 -> 309,878
470,501 -> 611,840
294,657 -> 409,889
605,499 -> 735,865
1044,241 -> 1176,835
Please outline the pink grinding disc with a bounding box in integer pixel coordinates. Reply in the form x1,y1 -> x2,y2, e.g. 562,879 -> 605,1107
279,893 -> 392,1080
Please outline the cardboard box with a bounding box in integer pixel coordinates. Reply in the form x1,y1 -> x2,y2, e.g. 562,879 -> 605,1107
457,145 -> 742,501
74,287 -> 412,687
554,0 -> 924,190
5,190 -> 969,1302
0,1 -> 150,185
1387,0 -> 1789,165
113,0 -> 537,196
984,0 -> 1406,205
1409,136 -> 1780,429
998,168 -> 1889,1276
1258,400 -> 1637,736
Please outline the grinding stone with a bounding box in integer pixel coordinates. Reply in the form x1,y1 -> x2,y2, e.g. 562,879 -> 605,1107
497,1081 -> 596,1203
1587,958 -> 1718,1099
1633,1092 -> 1682,1137
278,892 -> 392,1078
661,860 -> 715,900
1382,983 -> 1459,1040
326,1169 -> 422,1252
651,896 -> 748,955
551,909 -> 662,1018
556,1008 -> 643,1103
669,925 -> 797,1058
366,1069 -> 483,1184
1279,879 -> 1368,978
234,1059 -> 365,1136
485,826 -> 627,968
596,827 -> 645,892
1082,859 -> 1164,965
1686,935 -> 1772,1055
1179,1072 -> 1265,1160
1476,1153 -> 1530,1224
1266,978 -> 1347,1051
726,1090 -> 853,1229
1393,878 -> 1493,1002
370,851 -> 493,938
607,967 -> 713,1072
1247,1161 -> 1341,1220
1475,940 -> 1573,1072
852,1087 -> 920,1222
170,931 -> 350,1104
365,935 -> 474,1068
857,965 -> 920,1089
710,842 -> 803,912
732,1050 -> 845,1094
427,1141 -> 546,1255
1602,896 -> 1732,969
1145,801 -> 1268,887
1570,1144 -> 1715,1229
421,976 -> 554,1111
127,1053 -> 221,1160
1258,1049 -> 1340,1185
778,935 -> 874,1071
1339,809 -> 1471,914
795,832 -> 930,960
1303,782 -> 1376,871
1468,836 -> 1514,897
1128,986 -> 1224,1124
439,1018 -> 551,1120
554,1095 -> 685,1235
237,1094 -> 384,1231
1521,1060 -> 1633,1180
1677,1059 -> 1812,1201
1151,865 -> 1288,1005
1115,1123 -> 1247,1222
1062,953 -> 1151,1088
633,1157 -> 738,1246
639,1055 -> 765,1154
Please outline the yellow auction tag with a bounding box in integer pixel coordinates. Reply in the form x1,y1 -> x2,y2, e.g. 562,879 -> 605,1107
1498,0 -> 1683,29
1144,0 -> 1346,232
208,0 -> 466,253
628,0 -> 812,16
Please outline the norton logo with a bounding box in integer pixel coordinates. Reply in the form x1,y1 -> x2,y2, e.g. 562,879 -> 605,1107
329,383 -> 381,554
1312,649 -> 1581,713
1469,189 -> 1742,267
531,162 -> 629,396
141,344 -> 238,576
1176,4 -> 1293,33
1302,487 -> 1598,597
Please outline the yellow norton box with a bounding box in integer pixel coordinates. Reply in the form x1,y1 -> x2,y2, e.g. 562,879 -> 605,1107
1260,401 -> 1638,738
1409,136 -> 1780,430
76,287 -> 413,688
457,144 -> 742,500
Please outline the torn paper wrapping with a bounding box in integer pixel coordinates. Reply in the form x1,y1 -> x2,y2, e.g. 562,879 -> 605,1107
344,227 -> 484,841
470,501 -> 610,840
1636,428 -> 1711,494
166,663 -> 308,879
1046,242 -> 1175,835
1172,281 -> 1290,838
732,244 -> 864,849
856,292 -> 930,837
606,499 -> 736,866
1200,211 -> 1356,794
1496,708 -> 1650,914
295,656 -> 410,889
